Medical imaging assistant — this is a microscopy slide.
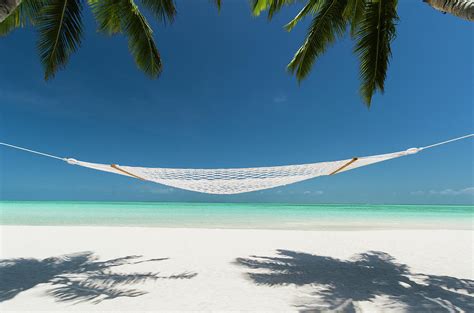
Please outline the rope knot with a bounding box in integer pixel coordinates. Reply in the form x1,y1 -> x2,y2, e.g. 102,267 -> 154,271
66,158 -> 79,165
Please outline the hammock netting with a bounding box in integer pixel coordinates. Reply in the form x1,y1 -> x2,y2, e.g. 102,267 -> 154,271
1,134 -> 471,195
66,149 -> 420,194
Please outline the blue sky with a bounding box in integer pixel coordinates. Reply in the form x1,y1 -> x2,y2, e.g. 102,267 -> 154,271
0,1 -> 472,204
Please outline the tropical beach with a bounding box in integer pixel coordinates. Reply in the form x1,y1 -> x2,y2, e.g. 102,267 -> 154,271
1,0 -> 473,312
0,202 -> 473,312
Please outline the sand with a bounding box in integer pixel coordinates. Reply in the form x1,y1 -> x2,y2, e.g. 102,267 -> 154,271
0,226 -> 473,312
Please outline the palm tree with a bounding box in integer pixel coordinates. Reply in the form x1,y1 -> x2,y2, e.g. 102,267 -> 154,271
0,0 -> 470,100
0,0 -> 220,80
252,0 -> 473,106
424,0 -> 474,21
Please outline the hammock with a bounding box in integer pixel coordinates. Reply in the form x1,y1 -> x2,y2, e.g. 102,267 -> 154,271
0,134 -> 472,194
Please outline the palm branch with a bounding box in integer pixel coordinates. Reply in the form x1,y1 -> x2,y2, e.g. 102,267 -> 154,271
37,0 -> 83,80
89,0 -> 122,34
90,0 -> 171,77
354,0 -> 398,105
284,0 -> 323,31
140,0 -> 176,23
287,0 -> 348,81
0,0 -> 43,35
253,0 -> 399,106
213,0 -> 221,12
120,0 -> 162,77
343,0 -> 365,36
252,0 -> 298,18
0,7 -> 20,35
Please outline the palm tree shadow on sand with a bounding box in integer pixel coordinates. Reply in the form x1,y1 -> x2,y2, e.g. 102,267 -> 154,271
0,252 -> 196,304
236,250 -> 473,312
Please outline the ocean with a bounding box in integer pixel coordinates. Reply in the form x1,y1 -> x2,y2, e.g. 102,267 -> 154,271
0,201 -> 472,230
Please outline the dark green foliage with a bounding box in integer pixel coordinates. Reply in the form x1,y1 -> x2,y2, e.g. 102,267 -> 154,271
344,0 -> 366,36
213,0 -> 221,11
0,0 -> 177,79
287,0 -> 348,81
284,0 -> 323,31
0,8 -> 21,35
89,0 -> 122,34
0,0 -> 400,104
355,0 -> 398,105
0,0 -> 42,35
121,0 -> 161,77
89,0 -> 168,77
140,0 -> 176,23
36,0 -> 83,80
252,0 -> 298,19
254,0 -> 400,106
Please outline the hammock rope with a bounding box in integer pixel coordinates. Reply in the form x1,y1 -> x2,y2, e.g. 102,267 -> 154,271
1,134 -> 472,195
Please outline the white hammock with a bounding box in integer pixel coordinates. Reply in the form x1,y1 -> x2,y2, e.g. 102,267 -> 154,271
1,134 -> 472,194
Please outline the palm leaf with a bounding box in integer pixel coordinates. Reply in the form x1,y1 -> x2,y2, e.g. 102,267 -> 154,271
251,0 -> 297,18
355,0 -> 398,106
0,0 -> 43,36
287,0 -> 347,80
0,8 -> 20,35
89,0 -> 122,34
120,0 -> 161,77
37,0 -> 83,80
213,0 -> 221,12
343,0 -> 365,36
284,0 -> 323,31
267,0 -> 297,19
252,0 -> 272,16
139,0 -> 176,24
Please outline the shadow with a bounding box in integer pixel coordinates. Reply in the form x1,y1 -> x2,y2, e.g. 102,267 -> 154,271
0,252 -> 196,304
237,250 -> 474,312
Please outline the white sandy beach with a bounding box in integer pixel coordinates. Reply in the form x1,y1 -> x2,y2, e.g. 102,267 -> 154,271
0,226 -> 473,312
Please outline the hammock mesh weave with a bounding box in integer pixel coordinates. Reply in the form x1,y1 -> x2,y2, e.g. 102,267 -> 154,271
1,134 -> 471,195
66,149 -> 419,194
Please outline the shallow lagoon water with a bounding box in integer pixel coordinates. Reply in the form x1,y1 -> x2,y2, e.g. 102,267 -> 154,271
1,201 -> 472,230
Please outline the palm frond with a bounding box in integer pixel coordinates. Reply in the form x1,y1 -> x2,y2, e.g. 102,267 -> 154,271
213,0 -> 221,12
284,0 -> 323,31
0,8 -> 20,35
37,0 -> 83,80
267,0 -> 298,19
20,0 -> 44,22
252,0 -> 272,16
139,0 -> 176,24
287,0 -> 347,81
0,0 -> 43,36
355,0 -> 398,106
252,0 -> 296,18
343,0 -> 365,36
121,0 -> 161,77
89,0 -> 122,34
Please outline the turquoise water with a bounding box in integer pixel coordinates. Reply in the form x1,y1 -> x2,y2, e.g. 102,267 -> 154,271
0,201 -> 472,230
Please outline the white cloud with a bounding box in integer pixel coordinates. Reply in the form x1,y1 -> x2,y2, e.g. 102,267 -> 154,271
411,187 -> 474,196
437,187 -> 474,196
273,95 -> 287,103
304,190 -> 324,195
152,188 -> 175,194
137,185 -> 175,194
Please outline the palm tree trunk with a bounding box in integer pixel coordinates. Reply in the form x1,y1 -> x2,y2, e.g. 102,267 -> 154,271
424,0 -> 474,21
0,0 -> 21,22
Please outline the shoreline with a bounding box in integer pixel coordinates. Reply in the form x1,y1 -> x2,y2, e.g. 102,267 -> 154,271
2,199 -> 473,206
0,224 -> 472,231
